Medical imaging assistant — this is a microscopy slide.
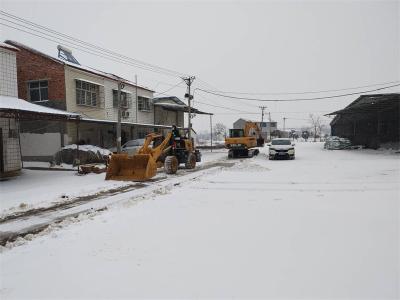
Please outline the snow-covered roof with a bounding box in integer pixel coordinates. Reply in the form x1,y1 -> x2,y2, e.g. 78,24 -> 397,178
0,95 -> 79,118
4,40 -> 154,92
153,102 -> 212,115
0,42 -> 19,52
153,96 -> 186,106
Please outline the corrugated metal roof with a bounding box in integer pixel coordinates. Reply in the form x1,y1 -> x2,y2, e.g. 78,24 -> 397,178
327,93 -> 400,115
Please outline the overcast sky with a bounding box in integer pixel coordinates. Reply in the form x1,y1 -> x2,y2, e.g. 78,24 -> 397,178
1,0 -> 399,132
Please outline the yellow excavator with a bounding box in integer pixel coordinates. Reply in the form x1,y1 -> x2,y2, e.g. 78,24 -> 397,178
225,121 -> 265,158
105,131 -> 201,181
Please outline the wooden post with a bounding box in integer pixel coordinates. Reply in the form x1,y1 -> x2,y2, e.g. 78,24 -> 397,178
17,116 -> 23,169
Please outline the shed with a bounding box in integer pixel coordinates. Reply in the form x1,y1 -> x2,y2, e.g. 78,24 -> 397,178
327,93 -> 400,148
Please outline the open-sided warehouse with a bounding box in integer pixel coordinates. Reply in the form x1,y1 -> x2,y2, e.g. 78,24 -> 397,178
328,93 -> 400,149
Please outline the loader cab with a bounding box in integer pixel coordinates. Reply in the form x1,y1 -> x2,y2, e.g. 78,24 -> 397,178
229,129 -> 244,138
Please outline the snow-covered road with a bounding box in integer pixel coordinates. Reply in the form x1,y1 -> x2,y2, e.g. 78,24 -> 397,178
1,143 -> 399,299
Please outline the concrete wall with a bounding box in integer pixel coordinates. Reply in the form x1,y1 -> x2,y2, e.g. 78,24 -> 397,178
103,80 -> 154,124
20,132 -> 69,161
0,48 -> 18,97
136,89 -> 154,125
154,106 -> 184,127
64,66 -> 106,119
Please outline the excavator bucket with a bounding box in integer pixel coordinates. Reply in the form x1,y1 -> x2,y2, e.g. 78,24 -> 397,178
105,153 -> 157,181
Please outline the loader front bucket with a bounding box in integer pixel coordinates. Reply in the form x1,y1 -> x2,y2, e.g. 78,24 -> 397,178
105,153 -> 157,181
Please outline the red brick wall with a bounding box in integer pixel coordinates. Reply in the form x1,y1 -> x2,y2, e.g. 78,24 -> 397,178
14,46 -> 66,110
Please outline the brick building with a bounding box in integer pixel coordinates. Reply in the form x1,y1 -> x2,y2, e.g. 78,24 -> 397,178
4,41 -> 161,159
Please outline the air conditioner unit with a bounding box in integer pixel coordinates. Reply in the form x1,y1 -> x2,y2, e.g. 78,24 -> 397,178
121,111 -> 130,118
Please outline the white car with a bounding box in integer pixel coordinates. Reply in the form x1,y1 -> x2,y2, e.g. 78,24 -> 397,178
268,138 -> 295,160
109,139 -> 145,155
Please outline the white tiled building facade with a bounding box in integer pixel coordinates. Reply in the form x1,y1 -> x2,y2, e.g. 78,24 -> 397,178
0,44 -> 22,177
0,46 -> 18,97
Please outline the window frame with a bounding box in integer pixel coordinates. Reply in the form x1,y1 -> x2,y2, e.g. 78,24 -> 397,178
28,80 -> 49,102
138,96 -> 151,111
112,90 -> 130,109
75,79 -> 98,107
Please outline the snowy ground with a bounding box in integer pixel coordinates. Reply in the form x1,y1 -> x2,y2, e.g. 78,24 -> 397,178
0,143 -> 399,299
0,149 -> 227,217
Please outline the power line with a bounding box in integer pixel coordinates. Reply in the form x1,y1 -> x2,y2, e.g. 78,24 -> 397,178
199,80 -> 400,95
0,11 -> 188,77
194,100 -> 257,114
0,22 -> 188,77
154,80 -> 185,96
196,83 -> 400,102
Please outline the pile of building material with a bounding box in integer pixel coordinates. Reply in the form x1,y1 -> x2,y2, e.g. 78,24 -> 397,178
78,163 -> 107,174
324,136 -> 352,150
53,144 -> 111,165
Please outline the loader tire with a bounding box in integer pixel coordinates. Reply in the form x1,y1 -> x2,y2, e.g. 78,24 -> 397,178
185,153 -> 196,169
164,156 -> 178,174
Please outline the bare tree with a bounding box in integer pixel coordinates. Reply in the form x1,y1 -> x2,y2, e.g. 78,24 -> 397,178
213,123 -> 227,140
309,114 -> 322,142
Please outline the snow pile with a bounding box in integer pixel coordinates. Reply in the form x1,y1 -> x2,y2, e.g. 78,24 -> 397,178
62,144 -> 111,156
324,136 -> 352,150
229,160 -> 269,172
54,144 -> 111,165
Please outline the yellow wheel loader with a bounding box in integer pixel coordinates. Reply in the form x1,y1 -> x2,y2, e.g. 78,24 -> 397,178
225,121 -> 265,158
105,131 -> 201,181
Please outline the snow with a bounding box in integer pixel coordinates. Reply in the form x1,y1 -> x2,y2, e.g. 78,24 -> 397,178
0,150 -> 227,217
62,144 -> 111,156
0,95 -> 79,118
0,143 -> 398,298
0,42 -> 19,51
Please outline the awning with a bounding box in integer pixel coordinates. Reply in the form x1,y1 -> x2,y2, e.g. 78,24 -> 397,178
0,95 -> 80,120
112,88 -> 132,94
79,117 -> 176,129
75,78 -> 104,86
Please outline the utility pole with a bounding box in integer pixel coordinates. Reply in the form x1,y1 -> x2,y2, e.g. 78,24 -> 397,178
259,106 -> 267,141
116,81 -> 124,153
268,112 -> 272,141
283,117 -> 287,131
259,106 -> 267,123
135,74 -> 138,123
183,76 -> 195,140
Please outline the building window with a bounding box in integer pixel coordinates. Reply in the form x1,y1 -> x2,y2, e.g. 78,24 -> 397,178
138,96 -> 151,111
112,90 -> 130,108
28,80 -> 48,102
76,80 -> 98,107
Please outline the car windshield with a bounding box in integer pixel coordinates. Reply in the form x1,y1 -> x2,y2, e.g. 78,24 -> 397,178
271,139 -> 291,145
124,139 -> 144,147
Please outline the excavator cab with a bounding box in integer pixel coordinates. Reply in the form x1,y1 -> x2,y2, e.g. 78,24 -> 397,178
229,129 -> 245,138
225,121 -> 264,158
